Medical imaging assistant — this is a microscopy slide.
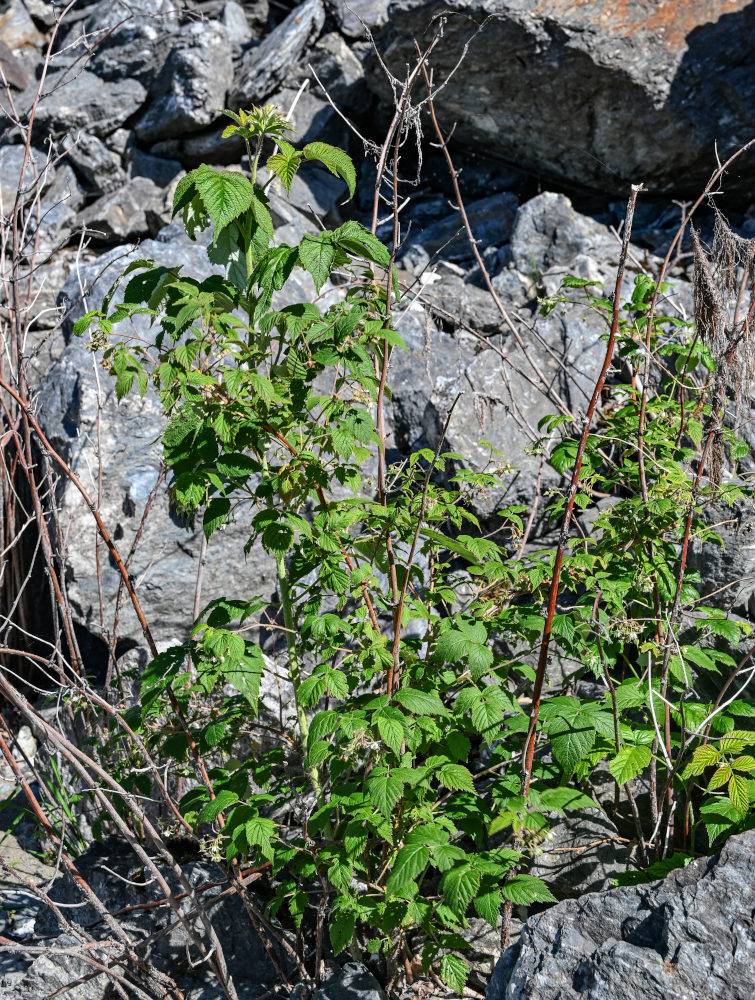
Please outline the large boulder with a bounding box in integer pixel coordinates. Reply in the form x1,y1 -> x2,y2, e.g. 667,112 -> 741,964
134,21 -> 233,144
488,827 -> 755,1000
371,0 -> 755,201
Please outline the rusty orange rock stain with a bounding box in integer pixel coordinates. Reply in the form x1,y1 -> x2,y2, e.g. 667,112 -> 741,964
530,0 -> 750,49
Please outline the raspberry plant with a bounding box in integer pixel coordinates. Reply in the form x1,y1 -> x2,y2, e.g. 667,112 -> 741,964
78,107 -> 755,991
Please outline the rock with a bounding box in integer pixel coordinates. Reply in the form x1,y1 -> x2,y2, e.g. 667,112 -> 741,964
37,232 -> 279,652
0,144 -> 49,211
529,809 -> 635,898
372,0 -> 755,201
303,31 -> 368,107
63,132 -> 127,195
29,838 -> 277,999
221,0 -> 252,46
313,962 -> 387,1000
0,38 -> 28,89
332,0 -> 389,38
687,490 -> 755,618
79,176 -> 164,242
84,0 -> 177,87
507,191 -> 618,282
399,192 -> 518,265
416,271 -> 506,335
267,85 -> 352,150
228,0 -> 325,108
127,146 -> 182,187
488,827 -> 755,1000
134,21 -> 233,144
34,70 -> 147,139
23,0 -> 57,27
0,0 -> 43,49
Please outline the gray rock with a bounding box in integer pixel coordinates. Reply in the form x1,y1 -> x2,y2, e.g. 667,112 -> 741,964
64,132 -> 127,195
0,37 -> 28,89
23,0 -> 58,27
332,0 -> 389,38
79,176 -> 164,242
228,0 -> 325,108
313,962 -> 387,1000
400,192 -> 518,265
488,827 -> 755,1000
85,0 -> 177,87
416,272 -> 506,335
372,0 -> 755,201
687,490 -> 755,618
135,21 -> 233,144
29,839 -> 277,999
267,85 -> 352,149
529,810 -> 635,898
127,146 -> 182,187
37,232 -> 278,651
0,0 -> 43,48
221,0 -> 252,45
0,144 -> 49,211
303,31 -> 368,107
35,70 -> 147,139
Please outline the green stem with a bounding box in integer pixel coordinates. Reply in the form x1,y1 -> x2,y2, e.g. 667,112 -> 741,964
276,554 -> 322,799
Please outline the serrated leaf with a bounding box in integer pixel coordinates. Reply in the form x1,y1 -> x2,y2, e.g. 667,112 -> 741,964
439,954 -> 468,994
470,697 -> 504,745
501,874 -> 556,905
729,773 -> 749,815
376,710 -> 406,757
549,718 -> 595,777
441,864 -> 480,918
368,770 -> 403,818
203,497 -> 231,539
298,234 -> 336,292
436,762 -> 475,793
609,744 -> 652,785
707,765 -> 733,791
681,743 -> 720,779
267,143 -> 302,195
198,790 -> 239,824
387,843 -> 430,891
246,816 -> 276,860
329,911 -> 355,956
303,141 -> 356,197
192,165 -> 256,236
394,688 -> 447,716
473,886 -> 502,928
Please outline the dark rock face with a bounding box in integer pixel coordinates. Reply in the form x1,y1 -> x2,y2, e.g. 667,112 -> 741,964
372,0 -> 755,200
488,827 -> 755,1000
34,70 -> 147,138
135,20 -> 233,144
228,0 -> 325,108
25,838 -> 277,1000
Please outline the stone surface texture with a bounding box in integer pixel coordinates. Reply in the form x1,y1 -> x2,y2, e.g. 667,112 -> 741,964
488,827 -> 755,1000
371,0 -> 755,199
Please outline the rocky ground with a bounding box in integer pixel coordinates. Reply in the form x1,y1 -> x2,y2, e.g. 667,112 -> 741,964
2,0 -> 755,998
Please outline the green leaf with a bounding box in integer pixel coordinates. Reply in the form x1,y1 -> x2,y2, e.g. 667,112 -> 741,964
267,141 -> 302,194
368,770 -> 403,818
439,954 -> 468,994
198,790 -> 239,824
501,874 -> 556,905
245,816 -> 276,860
329,911 -> 355,956
192,165 -> 256,236
376,709 -> 406,757
203,497 -> 231,539
303,141 -> 356,197
298,234 -> 336,292
680,743 -> 720,779
436,761 -> 475,793
549,719 -> 596,777
609,745 -> 652,785
387,843 -> 430,891
394,688 -> 447,716
474,886 -> 502,928
223,650 -> 264,707
441,864 -> 480,918
729,773 -> 749,816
